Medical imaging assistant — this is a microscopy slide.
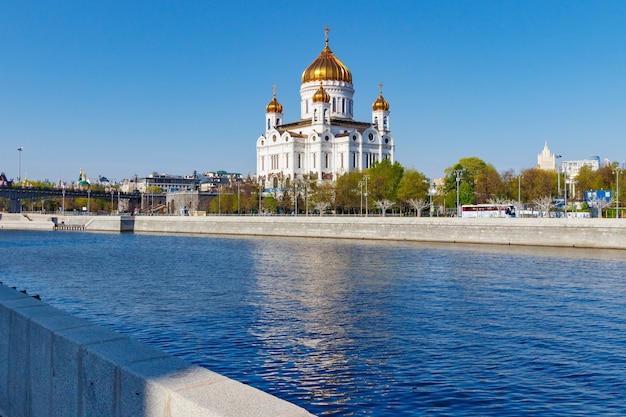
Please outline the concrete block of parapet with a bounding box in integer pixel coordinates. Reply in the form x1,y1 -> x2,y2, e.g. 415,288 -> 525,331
51,324 -> 125,417
80,336 -> 170,416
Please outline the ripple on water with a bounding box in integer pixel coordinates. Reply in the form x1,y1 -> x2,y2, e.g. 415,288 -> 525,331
2,231 -> 626,416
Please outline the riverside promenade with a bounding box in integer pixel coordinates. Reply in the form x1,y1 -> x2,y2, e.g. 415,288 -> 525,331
2,212 -> 626,250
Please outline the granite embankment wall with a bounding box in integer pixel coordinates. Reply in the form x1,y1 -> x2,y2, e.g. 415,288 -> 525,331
2,213 -> 626,249
128,215 -> 626,249
0,284 -> 314,417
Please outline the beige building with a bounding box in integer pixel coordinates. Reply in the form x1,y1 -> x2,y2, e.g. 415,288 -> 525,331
536,142 -> 558,171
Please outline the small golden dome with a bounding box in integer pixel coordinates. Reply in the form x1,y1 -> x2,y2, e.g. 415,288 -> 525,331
302,27 -> 352,84
265,86 -> 283,113
312,83 -> 330,103
372,83 -> 390,111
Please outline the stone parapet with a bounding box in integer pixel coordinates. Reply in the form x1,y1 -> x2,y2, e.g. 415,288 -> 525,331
0,284 -> 314,417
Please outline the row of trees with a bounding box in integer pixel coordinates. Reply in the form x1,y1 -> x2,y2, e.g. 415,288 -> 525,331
5,157 -> 623,216
202,157 -> 626,215
204,157 -> 625,215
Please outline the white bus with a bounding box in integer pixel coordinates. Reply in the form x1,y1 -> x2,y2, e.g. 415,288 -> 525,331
461,204 -> 516,218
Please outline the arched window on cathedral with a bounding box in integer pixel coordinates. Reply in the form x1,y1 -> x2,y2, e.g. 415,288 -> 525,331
314,109 -> 318,122
374,116 -> 378,126
324,109 -> 329,123
267,118 -> 271,130
332,97 -> 336,112
383,116 -> 388,130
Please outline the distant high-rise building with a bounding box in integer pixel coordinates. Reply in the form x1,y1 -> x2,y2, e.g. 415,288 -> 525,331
536,142 -> 558,171
256,27 -> 395,189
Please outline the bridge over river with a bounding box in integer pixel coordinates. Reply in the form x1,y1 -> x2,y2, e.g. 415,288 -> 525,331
0,186 -> 141,213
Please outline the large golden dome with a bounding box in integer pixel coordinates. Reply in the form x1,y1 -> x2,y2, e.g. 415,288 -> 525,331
302,28 -> 352,84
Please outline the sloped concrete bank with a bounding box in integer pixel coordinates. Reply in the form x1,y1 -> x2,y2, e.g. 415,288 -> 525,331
0,284 -> 314,417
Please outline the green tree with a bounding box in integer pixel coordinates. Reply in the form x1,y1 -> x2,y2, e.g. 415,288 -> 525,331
366,159 -> 404,204
396,169 -> 428,213
310,181 -> 335,213
521,168 -> 556,202
334,171 -> 364,214
474,165 -> 504,203
263,195 -> 278,214
443,157 -> 492,209
145,185 -> 163,194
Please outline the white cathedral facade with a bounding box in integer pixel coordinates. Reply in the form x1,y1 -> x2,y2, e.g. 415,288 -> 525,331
256,28 -> 395,189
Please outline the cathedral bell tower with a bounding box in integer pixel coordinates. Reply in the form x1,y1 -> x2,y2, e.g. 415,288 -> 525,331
372,83 -> 390,133
265,85 -> 283,133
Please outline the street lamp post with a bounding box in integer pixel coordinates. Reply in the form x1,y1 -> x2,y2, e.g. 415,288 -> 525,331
428,182 -> 436,217
17,147 -> 23,184
555,154 -> 562,198
563,167 -> 568,216
518,174 -> 524,218
358,180 -> 364,216
364,174 -> 370,217
294,181 -> 298,216
454,169 -> 463,217
237,183 -> 241,215
614,167 -> 621,218
305,180 -> 309,216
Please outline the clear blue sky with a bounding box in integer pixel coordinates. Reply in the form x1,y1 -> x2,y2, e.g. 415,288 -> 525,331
1,0 -> 625,183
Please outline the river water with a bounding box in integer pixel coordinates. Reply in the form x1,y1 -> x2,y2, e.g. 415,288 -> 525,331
1,230 -> 625,416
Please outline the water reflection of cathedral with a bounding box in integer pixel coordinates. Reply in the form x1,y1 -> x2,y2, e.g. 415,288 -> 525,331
256,27 -> 395,189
